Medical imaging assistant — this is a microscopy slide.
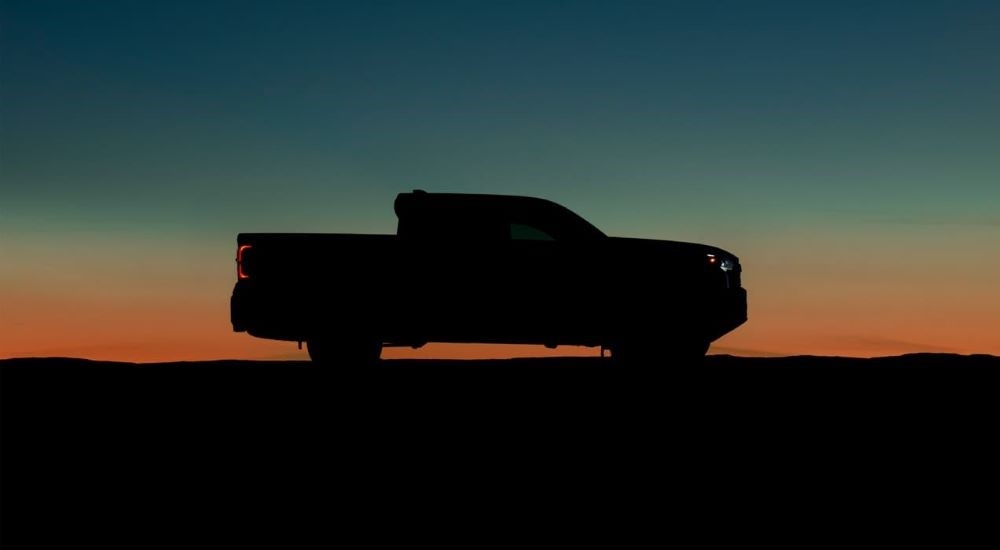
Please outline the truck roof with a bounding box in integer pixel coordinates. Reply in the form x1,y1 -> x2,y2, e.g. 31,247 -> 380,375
394,190 -> 606,241
394,190 -> 563,218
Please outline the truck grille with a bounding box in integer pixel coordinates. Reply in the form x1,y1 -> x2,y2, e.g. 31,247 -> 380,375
730,266 -> 742,288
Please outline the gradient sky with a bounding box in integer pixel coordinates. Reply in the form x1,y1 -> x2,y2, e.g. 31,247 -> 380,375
2,0 -> 999,361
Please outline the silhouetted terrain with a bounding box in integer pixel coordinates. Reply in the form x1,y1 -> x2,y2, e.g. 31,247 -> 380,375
4,353 -> 1000,414
4,352 -> 998,430
4,354 -> 998,545
5,352 -> 1000,371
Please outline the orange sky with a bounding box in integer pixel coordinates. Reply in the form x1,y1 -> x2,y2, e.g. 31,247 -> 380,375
4,0 -> 1000,363
3,224 -> 998,362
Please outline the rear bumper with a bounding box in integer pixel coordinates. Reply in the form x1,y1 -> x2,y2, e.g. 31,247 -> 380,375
230,287 -> 248,333
231,282 -> 300,340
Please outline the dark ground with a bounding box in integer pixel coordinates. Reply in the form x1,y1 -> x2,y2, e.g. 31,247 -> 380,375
3,354 -> 999,543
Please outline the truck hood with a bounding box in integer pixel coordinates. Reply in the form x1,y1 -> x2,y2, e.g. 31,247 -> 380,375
606,237 -> 738,262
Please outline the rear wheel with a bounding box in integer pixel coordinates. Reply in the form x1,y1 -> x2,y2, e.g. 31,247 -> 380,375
306,338 -> 382,367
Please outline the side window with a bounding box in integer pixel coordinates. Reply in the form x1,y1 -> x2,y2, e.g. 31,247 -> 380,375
510,223 -> 555,241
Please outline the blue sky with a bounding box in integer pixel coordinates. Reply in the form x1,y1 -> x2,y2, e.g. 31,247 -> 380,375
3,0 -> 999,359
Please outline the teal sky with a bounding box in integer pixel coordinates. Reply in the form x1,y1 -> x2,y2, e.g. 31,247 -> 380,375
3,0 -> 1000,359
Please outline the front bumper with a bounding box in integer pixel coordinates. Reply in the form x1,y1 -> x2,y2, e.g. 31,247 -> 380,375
703,287 -> 748,342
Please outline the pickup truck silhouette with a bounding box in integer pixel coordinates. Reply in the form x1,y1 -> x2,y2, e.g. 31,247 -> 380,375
231,191 -> 747,366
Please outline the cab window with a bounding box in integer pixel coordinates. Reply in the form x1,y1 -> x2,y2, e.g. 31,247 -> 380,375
510,223 -> 555,241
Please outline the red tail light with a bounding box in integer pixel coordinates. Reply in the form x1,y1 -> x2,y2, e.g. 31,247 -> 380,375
237,245 -> 252,280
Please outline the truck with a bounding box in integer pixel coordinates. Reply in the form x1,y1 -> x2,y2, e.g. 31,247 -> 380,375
230,191 -> 747,366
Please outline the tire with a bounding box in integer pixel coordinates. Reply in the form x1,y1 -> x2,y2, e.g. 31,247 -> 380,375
306,337 -> 382,367
612,338 -> 709,368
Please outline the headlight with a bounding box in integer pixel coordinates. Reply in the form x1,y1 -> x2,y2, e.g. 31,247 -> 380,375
707,253 -> 736,272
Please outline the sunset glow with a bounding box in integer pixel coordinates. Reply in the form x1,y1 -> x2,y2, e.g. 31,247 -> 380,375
3,1 -> 999,362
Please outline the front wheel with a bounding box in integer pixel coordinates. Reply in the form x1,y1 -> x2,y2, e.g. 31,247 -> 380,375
611,339 -> 709,368
306,338 -> 382,367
